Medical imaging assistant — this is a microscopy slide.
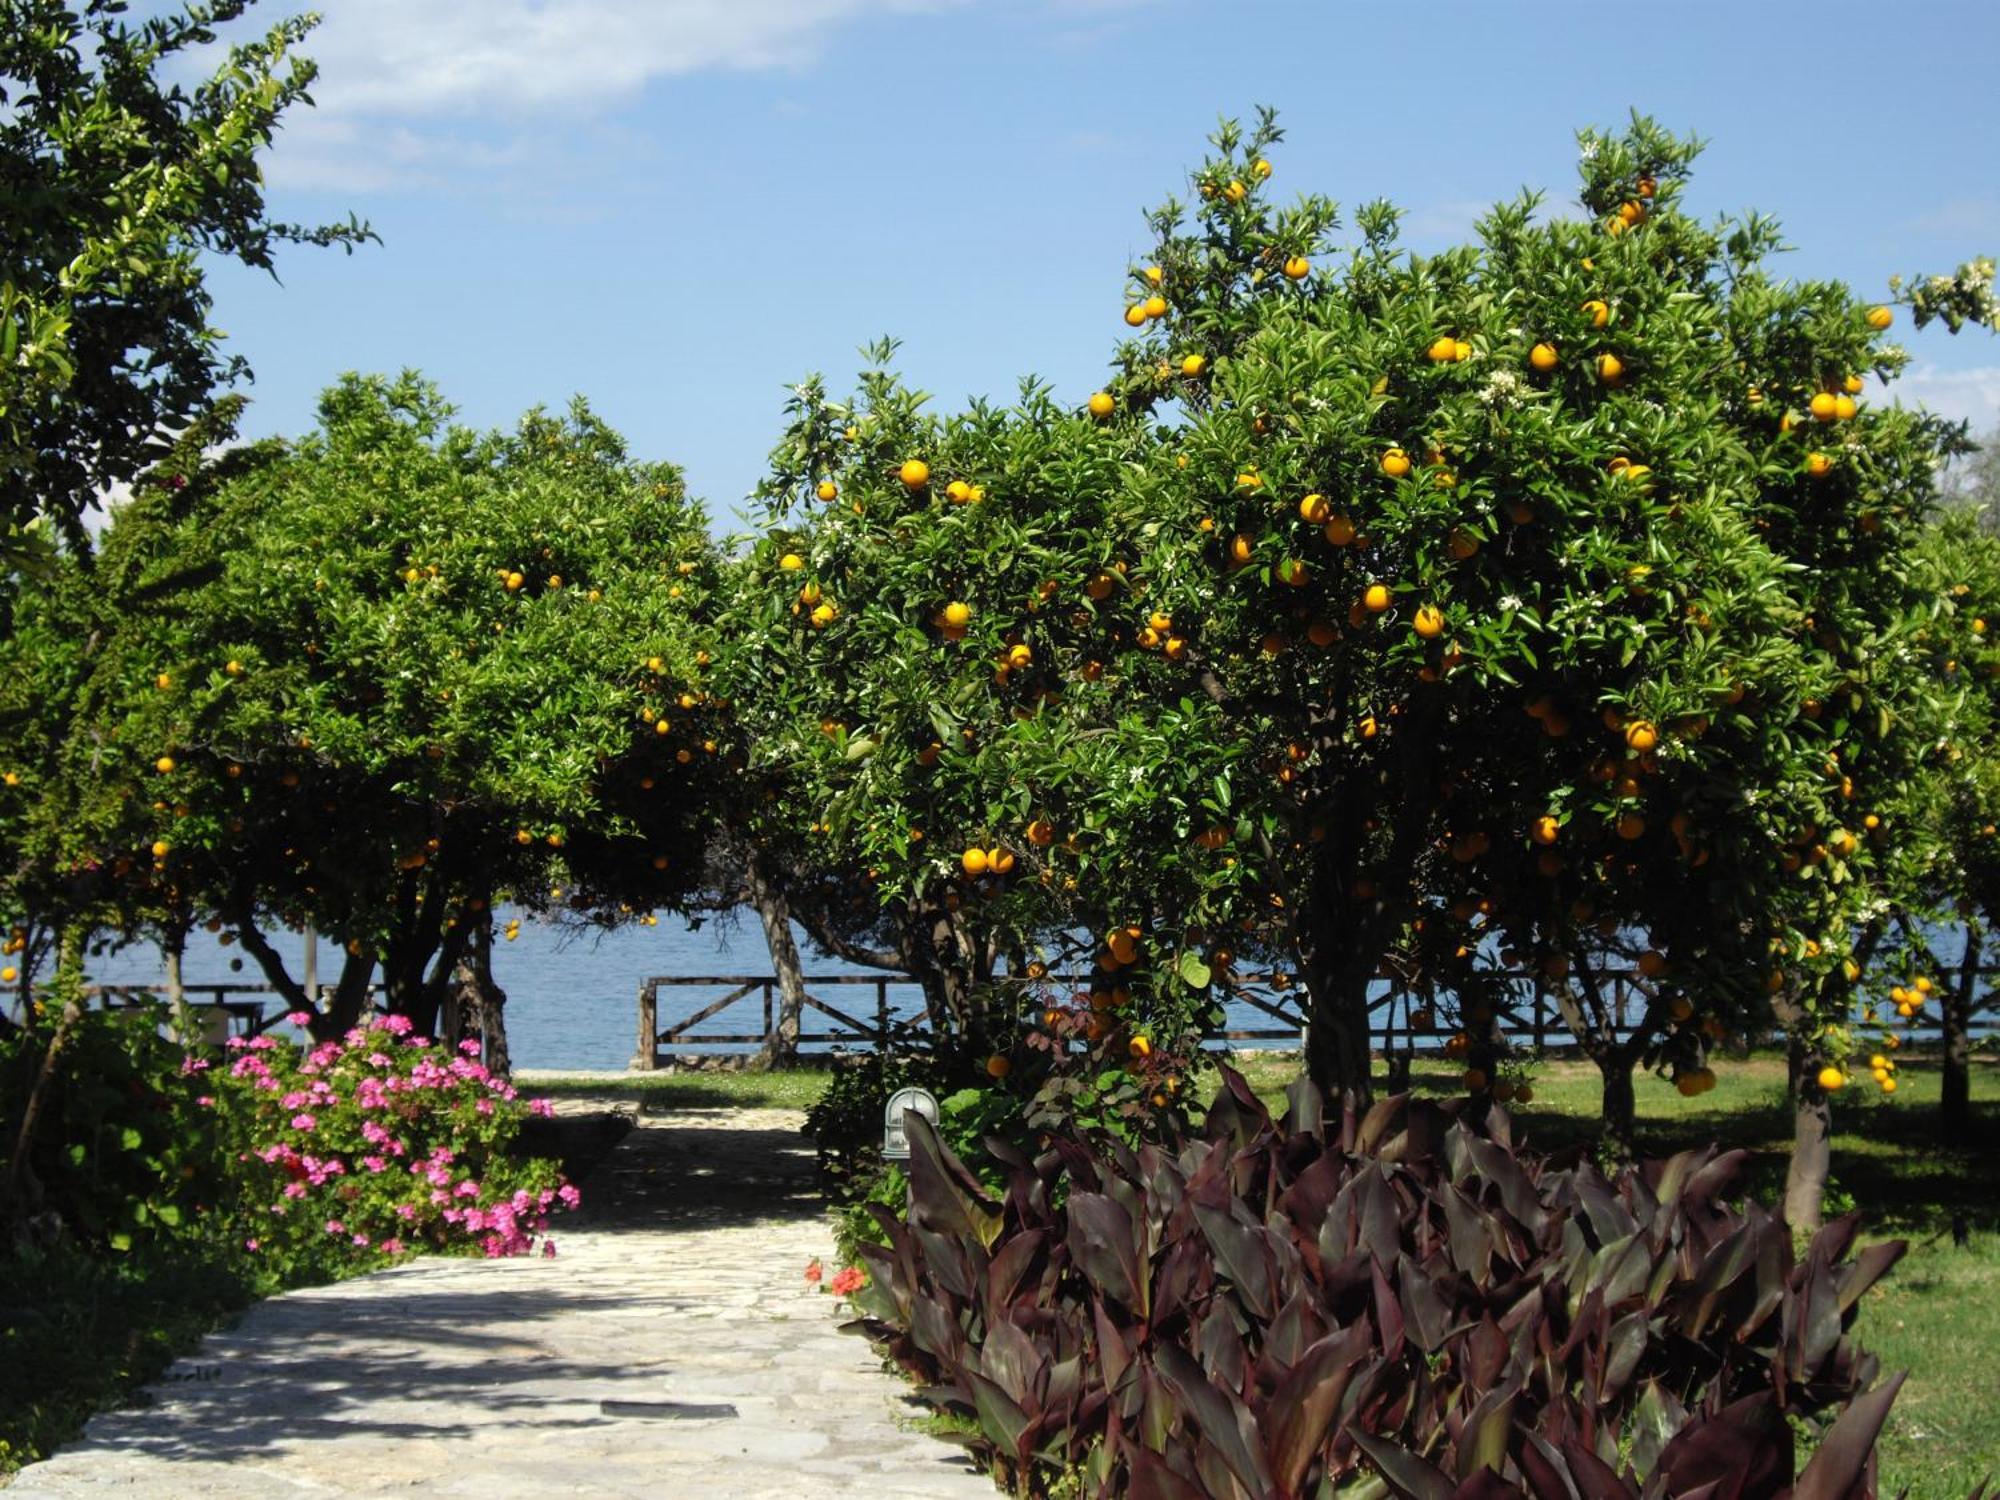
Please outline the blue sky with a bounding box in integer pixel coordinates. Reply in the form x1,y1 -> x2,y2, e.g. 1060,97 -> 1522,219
198,0 -> 2000,529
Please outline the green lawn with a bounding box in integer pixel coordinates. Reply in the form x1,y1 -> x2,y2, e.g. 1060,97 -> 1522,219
514,1065 -> 833,1112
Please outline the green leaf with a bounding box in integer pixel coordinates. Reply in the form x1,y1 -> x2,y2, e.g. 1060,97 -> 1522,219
1177,951 -> 1212,989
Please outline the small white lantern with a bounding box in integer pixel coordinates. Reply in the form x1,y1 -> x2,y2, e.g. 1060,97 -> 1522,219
881,1086 -> 939,1160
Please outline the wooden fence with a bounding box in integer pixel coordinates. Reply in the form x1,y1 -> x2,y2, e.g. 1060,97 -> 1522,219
631,967 -> 1682,1068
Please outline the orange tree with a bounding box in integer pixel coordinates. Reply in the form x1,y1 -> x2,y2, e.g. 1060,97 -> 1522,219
17,375 -> 724,1037
715,347 -> 1247,1104
1038,112 -> 1996,1141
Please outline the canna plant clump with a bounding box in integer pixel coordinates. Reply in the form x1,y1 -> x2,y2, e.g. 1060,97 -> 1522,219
852,1070 -> 1909,1499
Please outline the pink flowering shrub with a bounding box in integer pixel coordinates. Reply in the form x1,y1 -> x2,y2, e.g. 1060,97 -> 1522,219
209,1013 -> 578,1268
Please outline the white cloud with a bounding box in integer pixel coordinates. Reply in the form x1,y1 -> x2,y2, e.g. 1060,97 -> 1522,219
1887,363 -> 2000,433
244,0 -> 961,190
300,0 -> 958,117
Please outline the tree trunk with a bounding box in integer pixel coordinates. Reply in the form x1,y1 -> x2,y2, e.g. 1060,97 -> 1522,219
748,850 -> 806,1071
1942,922 -> 1980,1139
467,911 -> 510,1076
4,929 -> 87,1220
1598,1052 -> 1638,1164
1301,960 -> 1375,1112
1295,891 -> 1376,1109
1784,1034 -> 1831,1236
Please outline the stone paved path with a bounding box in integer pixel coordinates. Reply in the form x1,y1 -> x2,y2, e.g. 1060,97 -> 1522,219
8,1104 -> 993,1499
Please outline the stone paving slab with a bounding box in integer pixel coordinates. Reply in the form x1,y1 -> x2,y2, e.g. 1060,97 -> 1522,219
7,1108 -> 993,1499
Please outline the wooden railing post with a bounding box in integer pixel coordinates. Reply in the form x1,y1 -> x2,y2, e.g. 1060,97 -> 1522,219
635,979 -> 658,1072
877,979 -> 889,1049
763,979 -> 774,1048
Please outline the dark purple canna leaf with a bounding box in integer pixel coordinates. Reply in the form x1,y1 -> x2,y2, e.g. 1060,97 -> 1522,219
1261,1321 -> 1373,1499
1655,1393 -> 1793,1500
962,1368 -> 1032,1465
1353,1430 -> 1456,1500
1628,1378 -> 1689,1480
1194,1200 -> 1277,1321
1444,1181 -> 1497,1287
1453,1467 -> 1526,1500
1792,1374 -> 1904,1500
1832,1239 -> 1905,1317
1560,1435 -> 1637,1500
987,1225 -> 1046,1308
1196,1304 -> 1249,1391
904,1112 -> 1003,1248
1125,1443 -> 1211,1500
1283,1074 -> 1324,1140
1518,1431 -> 1581,1500
1068,1190 -> 1147,1317
1154,1343 -> 1275,1498
979,1315 -> 1047,1410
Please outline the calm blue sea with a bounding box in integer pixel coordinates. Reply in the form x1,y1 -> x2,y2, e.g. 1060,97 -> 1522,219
69,909 -> 1307,1069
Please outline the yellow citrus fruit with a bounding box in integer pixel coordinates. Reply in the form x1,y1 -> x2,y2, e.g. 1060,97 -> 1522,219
1624,720 -> 1657,753
1088,391 -> 1115,419
1364,583 -> 1391,613
1124,304 -> 1147,327
1128,1035 -> 1152,1059
809,602 -> 836,628
1413,604 -> 1445,639
1806,452 -> 1833,478
155,755 -> 175,774
961,847 -> 990,877
1144,295 -> 1168,319
1866,305 -> 1893,330
1583,299 -> 1610,327
1181,354 -> 1207,378
1810,392 -> 1839,422
1282,256 -> 1310,280
1427,335 -> 1457,363
1597,352 -> 1624,383
816,479 -> 838,502
1817,1065 -> 1845,1092
779,553 -> 804,571
942,601 -> 971,627
1530,342 -> 1558,371
899,459 -> 930,490
1531,815 -> 1560,845
986,1053 -> 1011,1079
1323,515 -> 1356,546
151,839 -> 170,858
1381,448 -> 1411,477
1298,493 -> 1330,524
1834,394 -> 1857,420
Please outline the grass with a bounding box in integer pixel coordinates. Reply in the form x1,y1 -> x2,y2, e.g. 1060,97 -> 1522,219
513,1066 -> 833,1112
0,1240 -> 289,1477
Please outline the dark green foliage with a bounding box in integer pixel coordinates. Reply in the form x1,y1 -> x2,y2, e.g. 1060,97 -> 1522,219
0,1006 -> 226,1253
852,1066 -> 1908,1498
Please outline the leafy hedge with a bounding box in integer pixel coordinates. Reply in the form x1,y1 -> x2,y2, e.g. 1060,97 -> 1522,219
850,1067 -> 1909,1499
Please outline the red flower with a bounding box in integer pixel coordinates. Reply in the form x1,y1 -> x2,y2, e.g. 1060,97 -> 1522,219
803,1258 -> 823,1284
828,1266 -> 865,1297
